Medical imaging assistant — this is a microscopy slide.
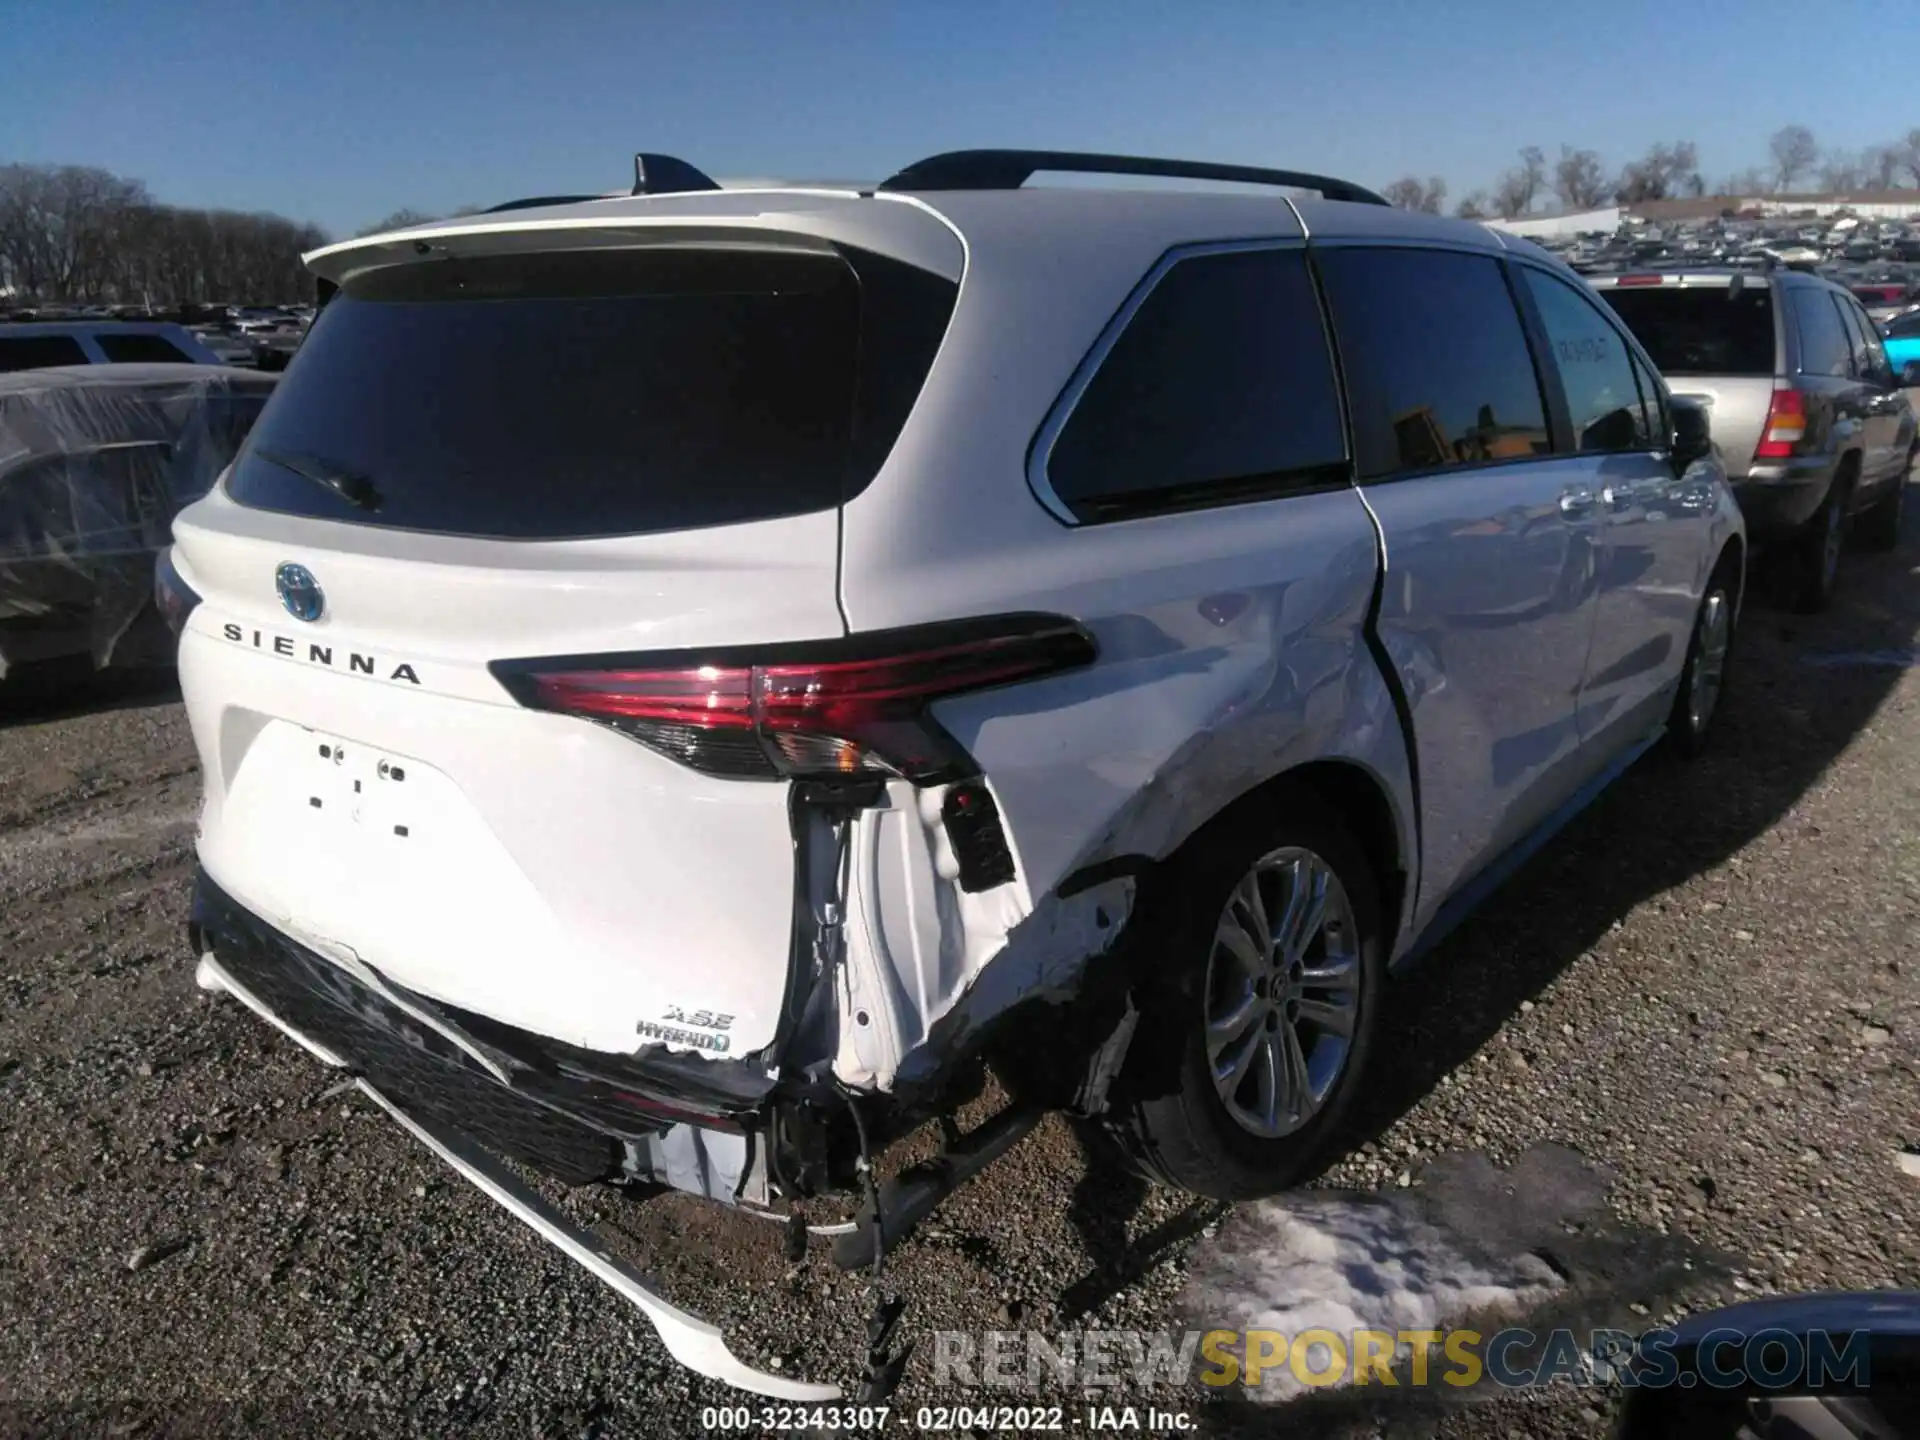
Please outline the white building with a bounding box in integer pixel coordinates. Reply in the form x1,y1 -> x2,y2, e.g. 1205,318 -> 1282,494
1488,207 -> 1623,237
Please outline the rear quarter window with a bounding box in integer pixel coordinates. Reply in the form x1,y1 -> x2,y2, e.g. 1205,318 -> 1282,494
95,332 -> 197,364
1043,246 -> 1347,522
0,334 -> 91,371
1787,289 -> 1852,377
224,244 -> 955,540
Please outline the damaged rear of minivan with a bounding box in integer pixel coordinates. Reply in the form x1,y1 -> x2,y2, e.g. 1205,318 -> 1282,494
164,195 -> 1134,1394
166,170 -> 1445,1399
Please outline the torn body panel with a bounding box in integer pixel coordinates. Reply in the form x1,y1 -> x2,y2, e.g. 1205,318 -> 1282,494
831,489 -> 1418,1094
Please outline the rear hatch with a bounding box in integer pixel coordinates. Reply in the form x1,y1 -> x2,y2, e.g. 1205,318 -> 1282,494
1595,277 -> 1779,476
171,230 -> 957,1065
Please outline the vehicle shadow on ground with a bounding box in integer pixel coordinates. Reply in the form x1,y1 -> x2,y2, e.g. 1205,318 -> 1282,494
1056,510 -> 1920,1325
0,663 -> 180,730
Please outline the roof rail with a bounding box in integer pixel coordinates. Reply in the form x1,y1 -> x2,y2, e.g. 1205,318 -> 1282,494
481,194 -> 606,214
632,152 -> 722,196
877,148 -> 1390,206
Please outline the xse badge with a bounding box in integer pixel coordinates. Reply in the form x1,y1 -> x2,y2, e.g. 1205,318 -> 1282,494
636,1006 -> 734,1054
221,624 -> 421,685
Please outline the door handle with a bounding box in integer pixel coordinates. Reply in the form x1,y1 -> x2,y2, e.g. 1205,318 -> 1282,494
1559,487 -> 1597,517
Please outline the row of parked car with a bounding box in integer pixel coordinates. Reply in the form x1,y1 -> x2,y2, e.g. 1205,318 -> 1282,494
1550,213 -> 1920,276
146,149 -> 1916,1400
0,304 -> 312,375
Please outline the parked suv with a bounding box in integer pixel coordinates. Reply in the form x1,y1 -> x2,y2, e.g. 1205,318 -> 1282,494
160,150 -> 1745,1397
1591,268 -> 1916,610
0,320 -> 224,372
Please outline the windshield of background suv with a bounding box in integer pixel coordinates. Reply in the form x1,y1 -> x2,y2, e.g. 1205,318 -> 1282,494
1595,285 -> 1776,376
224,244 -> 954,541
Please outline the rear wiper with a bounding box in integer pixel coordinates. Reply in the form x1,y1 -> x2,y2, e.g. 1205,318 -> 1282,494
253,446 -> 382,511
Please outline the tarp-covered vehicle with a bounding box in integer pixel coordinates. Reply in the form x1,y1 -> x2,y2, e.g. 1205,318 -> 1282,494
0,363 -> 275,683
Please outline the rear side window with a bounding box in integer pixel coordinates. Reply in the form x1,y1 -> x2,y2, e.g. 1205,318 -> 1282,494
1520,268 -> 1658,451
1597,285 -> 1775,376
1520,268 -> 1655,452
225,244 -> 955,540
1045,247 -> 1345,522
1788,289 -> 1851,377
0,334 -> 90,371
1316,247 -> 1550,480
1885,312 -> 1920,339
1835,295 -> 1893,382
96,332 -> 196,364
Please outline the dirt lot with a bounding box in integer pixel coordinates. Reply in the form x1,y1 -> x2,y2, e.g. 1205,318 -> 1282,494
2,517 -> 1918,1439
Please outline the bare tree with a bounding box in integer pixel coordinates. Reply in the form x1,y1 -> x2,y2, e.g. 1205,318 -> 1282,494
1492,145 -> 1547,218
1902,129 -> 1920,188
1769,125 -> 1819,192
1721,168 -> 1770,197
1454,191 -> 1491,220
0,160 -> 327,306
1818,149 -> 1866,192
1552,147 -> 1610,210
1865,145 -> 1903,190
1615,141 -> 1701,203
353,207 -> 441,238
1381,176 -> 1447,214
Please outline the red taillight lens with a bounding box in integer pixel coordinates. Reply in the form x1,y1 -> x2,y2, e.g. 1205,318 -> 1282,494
497,617 -> 1096,784
153,547 -> 202,637
1754,388 -> 1808,460
1614,274 -> 1665,287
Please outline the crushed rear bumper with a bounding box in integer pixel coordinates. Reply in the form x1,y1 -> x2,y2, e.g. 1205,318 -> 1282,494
189,869 -> 777,1184
191,927 -> 839,1401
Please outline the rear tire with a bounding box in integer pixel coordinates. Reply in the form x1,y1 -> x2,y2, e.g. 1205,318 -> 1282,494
1666,549 -> 1739,759
1102,789 -> 1384,1200
1789,471 -> 1851,613
1858,465 -> 1907,554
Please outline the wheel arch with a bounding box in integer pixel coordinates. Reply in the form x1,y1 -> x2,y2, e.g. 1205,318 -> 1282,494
1156,758 -> 1412,950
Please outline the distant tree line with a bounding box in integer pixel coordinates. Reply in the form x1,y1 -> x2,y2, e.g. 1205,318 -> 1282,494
1382,125 -> 1920,219
0,161 -> 328,306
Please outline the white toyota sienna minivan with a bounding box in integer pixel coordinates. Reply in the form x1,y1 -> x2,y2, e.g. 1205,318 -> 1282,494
159,149 -> 1745,1398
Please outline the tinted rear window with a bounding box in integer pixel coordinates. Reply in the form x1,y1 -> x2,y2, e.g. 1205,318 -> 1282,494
0,334 -> 90,371
96,332 -> 196,364
225,245 -> 954,540
1596,286 -> 1775,376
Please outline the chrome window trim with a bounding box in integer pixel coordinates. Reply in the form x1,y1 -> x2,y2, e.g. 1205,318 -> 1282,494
1024,237 -> 1315,528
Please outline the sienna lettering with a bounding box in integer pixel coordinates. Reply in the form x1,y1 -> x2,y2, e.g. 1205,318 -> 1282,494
221,623 -> 421,685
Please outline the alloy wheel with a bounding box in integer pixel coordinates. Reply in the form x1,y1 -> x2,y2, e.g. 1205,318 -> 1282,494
1202,847 -> 1360,1140
1688,588 -> 1732,735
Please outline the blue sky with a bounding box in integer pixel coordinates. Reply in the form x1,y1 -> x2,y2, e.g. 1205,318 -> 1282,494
6,0 -> 1911,239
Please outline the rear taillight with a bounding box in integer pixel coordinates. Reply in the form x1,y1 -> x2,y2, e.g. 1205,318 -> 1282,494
1614,274 -> 1665,287
1754,388 -> 1808,460
154,548 -> 202,637
492,616 -> 1096,785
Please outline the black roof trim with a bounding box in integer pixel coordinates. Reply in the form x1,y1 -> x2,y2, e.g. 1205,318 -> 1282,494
480,194 -> 606,214
877,149 -> 1389,206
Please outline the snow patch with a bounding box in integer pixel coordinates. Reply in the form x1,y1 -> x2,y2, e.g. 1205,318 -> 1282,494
1180,1191 -> 1565,1403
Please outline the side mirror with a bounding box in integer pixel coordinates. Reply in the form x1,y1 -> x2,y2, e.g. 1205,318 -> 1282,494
1670,395 -> 1713,469
1900,360 -> 1920,387
1615,1292 -> 1920,1439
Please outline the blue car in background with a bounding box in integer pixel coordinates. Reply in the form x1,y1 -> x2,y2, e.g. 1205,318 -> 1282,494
1881,307 -> 1920,378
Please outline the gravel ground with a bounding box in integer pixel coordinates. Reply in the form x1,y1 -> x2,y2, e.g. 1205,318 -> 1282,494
2,513 -> 1917,1440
